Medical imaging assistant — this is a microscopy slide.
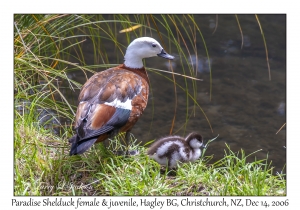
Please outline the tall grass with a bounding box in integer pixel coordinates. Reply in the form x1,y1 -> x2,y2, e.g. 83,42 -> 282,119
14,14 -> 212,135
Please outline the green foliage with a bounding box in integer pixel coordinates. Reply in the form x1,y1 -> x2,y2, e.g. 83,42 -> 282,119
14,112 -> 285,196
14,14 -> 285,196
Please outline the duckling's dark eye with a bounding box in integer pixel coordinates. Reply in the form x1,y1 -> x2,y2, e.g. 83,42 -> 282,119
152,44 -> 156,48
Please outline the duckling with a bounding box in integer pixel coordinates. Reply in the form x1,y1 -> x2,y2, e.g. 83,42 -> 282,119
69,37 -> 174,155
147,132 -> 204,168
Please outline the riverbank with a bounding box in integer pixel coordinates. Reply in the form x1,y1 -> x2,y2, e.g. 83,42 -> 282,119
14,113 -> 286,196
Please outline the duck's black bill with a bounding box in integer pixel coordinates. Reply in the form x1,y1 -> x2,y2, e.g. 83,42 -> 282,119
157,49 -> 174,60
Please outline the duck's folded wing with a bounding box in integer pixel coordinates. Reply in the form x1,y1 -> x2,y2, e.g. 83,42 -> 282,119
69,103 -> 131,155
77,105 -> 131,140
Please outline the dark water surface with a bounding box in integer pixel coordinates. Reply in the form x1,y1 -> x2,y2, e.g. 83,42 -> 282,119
66,15 -> 286,173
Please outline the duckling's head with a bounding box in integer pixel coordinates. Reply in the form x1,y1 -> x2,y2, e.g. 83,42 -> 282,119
124,37 -> 174,69
185,132 -> 203,149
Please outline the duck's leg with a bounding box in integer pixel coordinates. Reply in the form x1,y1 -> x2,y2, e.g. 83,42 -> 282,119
125,130 -> 139,156
113,131 -> 139,156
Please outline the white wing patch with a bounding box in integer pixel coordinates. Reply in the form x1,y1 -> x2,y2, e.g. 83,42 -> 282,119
104,98 -> 132,110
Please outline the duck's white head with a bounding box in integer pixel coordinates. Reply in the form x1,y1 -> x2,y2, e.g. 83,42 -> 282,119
124,37 -> 174,69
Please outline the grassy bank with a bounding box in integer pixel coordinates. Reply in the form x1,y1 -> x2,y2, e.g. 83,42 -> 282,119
14,112 -> 286,196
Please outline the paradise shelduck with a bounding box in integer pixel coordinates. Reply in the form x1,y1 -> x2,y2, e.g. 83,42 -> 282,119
69,37 -> 174,155
147,132 -> 204,168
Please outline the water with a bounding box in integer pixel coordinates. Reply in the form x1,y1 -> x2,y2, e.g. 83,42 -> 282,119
65,15 -> 286,173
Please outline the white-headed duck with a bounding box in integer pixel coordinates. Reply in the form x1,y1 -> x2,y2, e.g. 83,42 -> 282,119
69,37 -> 174,155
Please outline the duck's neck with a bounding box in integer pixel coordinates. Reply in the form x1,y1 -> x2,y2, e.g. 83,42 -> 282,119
119,64 -> 149,84
124,52 -> 144,69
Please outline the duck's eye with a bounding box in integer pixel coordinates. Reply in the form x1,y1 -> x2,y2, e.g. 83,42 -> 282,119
152,44 -> 156,48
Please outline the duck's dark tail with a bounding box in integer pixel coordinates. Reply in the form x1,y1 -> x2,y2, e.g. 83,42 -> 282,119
69,135 -> 98,156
